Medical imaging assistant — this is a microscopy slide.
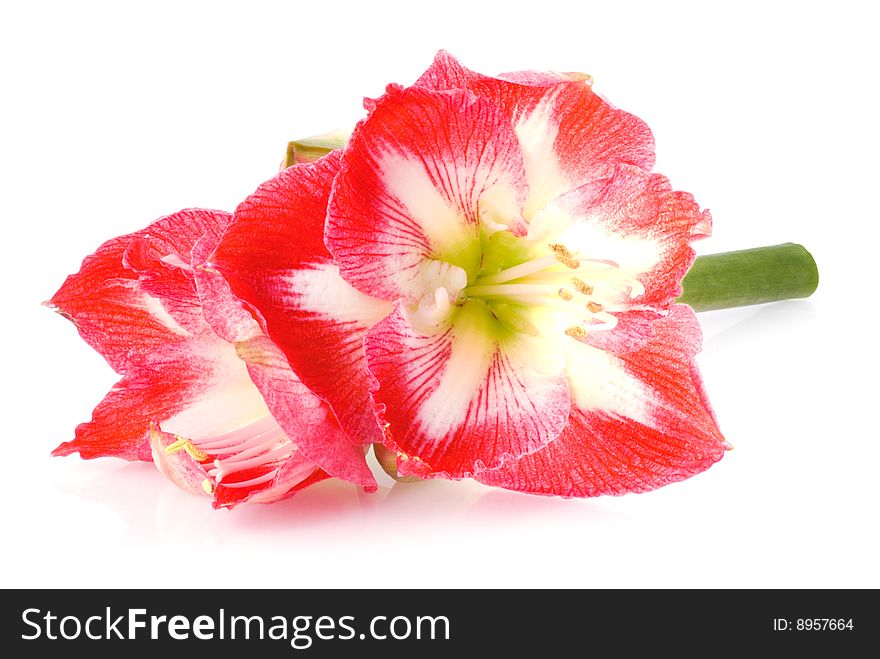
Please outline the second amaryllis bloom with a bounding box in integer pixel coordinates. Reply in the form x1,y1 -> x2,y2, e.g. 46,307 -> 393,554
50,208 -> 375,508
214,51 -> 728,497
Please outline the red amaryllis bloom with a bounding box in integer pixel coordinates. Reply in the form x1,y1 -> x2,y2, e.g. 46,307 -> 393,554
214,51 -> 728,497
50,208 -> 375,508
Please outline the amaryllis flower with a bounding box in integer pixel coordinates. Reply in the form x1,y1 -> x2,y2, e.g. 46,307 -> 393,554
214,51 -> 728,497
49,208 -> 375,508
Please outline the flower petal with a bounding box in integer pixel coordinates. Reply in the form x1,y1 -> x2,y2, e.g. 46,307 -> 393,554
122,209 -> 231,331
50,209 -> 234,459
326,84 -> 528,301
237,335 -> 377,489
366,300 -> 570,479
478,305 -> 726,497
413,51 -> 655,218
48,231 -> 192,375
414,50 -> 587,91
52,334 -> 245,460
211,153 -> 392,448
189,203 -> 377,489
52,206 -> 356,500
529,165 -> 711,308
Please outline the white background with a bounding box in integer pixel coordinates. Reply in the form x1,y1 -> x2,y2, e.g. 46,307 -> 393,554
1,1 -> 877,588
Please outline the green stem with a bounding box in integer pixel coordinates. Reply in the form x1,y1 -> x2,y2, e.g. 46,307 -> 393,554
678,243 -> 818,312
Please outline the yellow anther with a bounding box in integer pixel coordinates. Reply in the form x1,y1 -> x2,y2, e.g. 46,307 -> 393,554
549,243 -> 573,258
571,278 -> 593,295
565,326 -> 588,339
548,243 -> 580,269
164,437 -> 188,454
558,288 -> 573,301
165,435 -> 209,462
587,301 -> 604,314
201,479 -> 214,495
184,443 -> 209,462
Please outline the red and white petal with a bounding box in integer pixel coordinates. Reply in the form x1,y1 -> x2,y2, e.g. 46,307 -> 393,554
238,334 -> 377,489
413,51 -> 655,218
511,83 -> 655,218
584,309 -> 666,356
48,209 -> 231,372
123,209 -> 230,297
326,85 -> 528,301
478,305 -> 726,497
193,234 -> 264,346
246,261 -> 391,448
51,332 -> 239,461
366,300 -> 570,479
414,50 -> 587,91
413,50 -> 484,90
123,209 -> 232,333
497,70 -> 592,85
529,165 -> 710,309
212,155 -> 392,447
49,237 -> 188,374
53,367 -> 181,461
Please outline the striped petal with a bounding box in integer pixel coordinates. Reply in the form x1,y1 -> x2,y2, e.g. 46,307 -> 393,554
47,209 -> 231,374
414,49 -> 588,91
478,305 -> 727,496
194,230 -> 377,489
326,84 -> 528,302
50,209 -> 233,459
366,300 -> 570,479
414,51 -> 655,218
211,153 -> 392,448
528,164 -> 711,309
52,207 -> 358,504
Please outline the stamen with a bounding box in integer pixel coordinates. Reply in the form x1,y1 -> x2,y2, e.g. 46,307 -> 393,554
184,443 -> 209,462
474,255 -> 560,285
165,436 -> 209,462
212,443 -> 293,483
458,239 -> 637,339
192,415 -> 280,451
548,243 -> 574,259
464,283 -> 564,298
549,243 -> 581,270
201,479 -> 214,495
164,437 -> 187,453
571,277 -> 594,295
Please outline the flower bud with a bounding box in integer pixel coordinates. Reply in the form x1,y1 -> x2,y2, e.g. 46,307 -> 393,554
281,129 -> 350,169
